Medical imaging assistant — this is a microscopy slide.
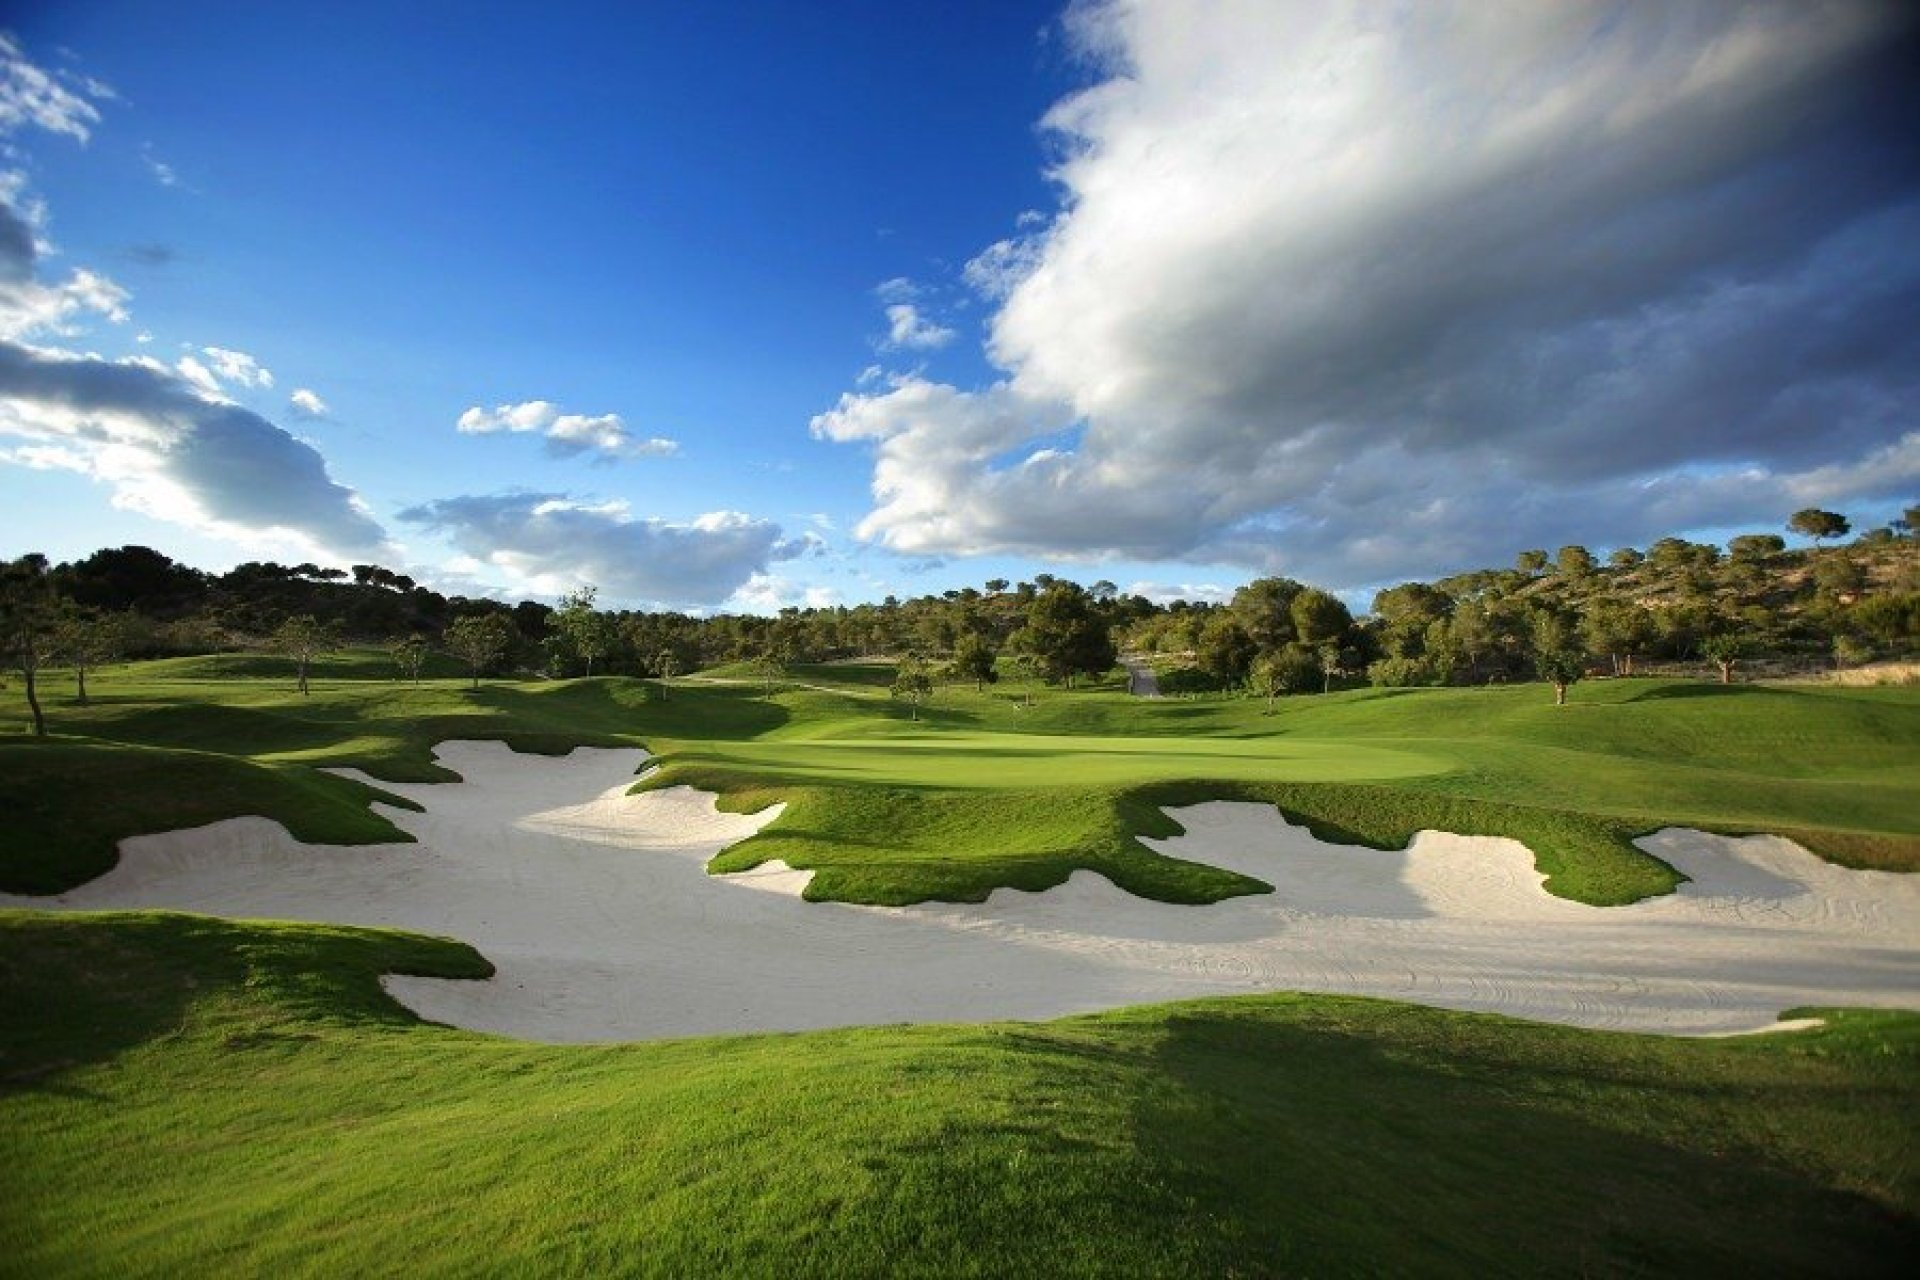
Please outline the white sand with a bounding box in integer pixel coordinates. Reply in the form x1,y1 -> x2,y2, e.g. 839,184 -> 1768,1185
5,740 -> 1917,1042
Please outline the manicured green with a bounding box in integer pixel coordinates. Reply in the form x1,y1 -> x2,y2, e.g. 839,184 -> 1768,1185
3,652 -> 1917,905
2,911 -> 1915,1276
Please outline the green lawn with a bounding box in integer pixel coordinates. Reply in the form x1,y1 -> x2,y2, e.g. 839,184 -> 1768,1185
4,653 -> 1917,906
4,660 -> 1917,1272
1,911 -> 1914,1275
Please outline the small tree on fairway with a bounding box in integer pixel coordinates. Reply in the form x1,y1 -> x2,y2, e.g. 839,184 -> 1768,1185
751,650 -> 788,699
1318,643 -> 1343,694
1701,632 -> 1744,685
272,614 -> 337,696
391,633 -> 430,684
1788,508 -> 1850,544
1530,610 -> 1584,706
1247,650 -> 1284,711
1535,650 -> 1585,706
949,631 -> 998,692
655,649 -> 679,700
446,613 -> 518,689
891,652 -> 934,721
53,608 -> 123,705
1,554 -> 59,736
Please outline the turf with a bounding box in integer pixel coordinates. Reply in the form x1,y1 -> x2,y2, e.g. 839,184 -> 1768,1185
1,910 -> 1915,1276
3,653 -> 1916,905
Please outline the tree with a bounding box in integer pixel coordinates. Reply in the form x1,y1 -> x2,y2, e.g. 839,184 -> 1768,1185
391,633 -> 430,684
445,613 -> 518,689
1530,610 -> 1584,706
1,554 -> 59,736
751,649 -> 789,699
1727,533 -> 1785,562
1515,549 -> 1549,575
551,585 -> 613,677
1579,599 -> 1653,677
891,652 -> 934,721
1230,577 -> 1306,650
1608,547 -> 1644,569
1247,650 -> 1287,711
1700,632 -> 1744,685
53,608 -> 123,705
655,648 -> 679,699
1013,583 -> 1116,687
1289,587 -> 1353,648
271,614 -> 337,696
1318,642 -> 1344,694
949,631 -> 998,691
1555,545 -> 1596,578
1534,649 -> 1585,706
1788,508 -> 1850,544
1194,613 -> 1256,685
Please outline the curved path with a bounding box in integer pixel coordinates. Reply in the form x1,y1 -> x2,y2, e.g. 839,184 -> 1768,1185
1120,654 -> 1163,697
6,742 -> 1918,1042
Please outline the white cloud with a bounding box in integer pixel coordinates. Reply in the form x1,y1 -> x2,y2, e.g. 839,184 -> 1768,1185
142,146 -> 180,188
0,34 -> 107,143
882,303 -> 955,351
0,340 -> 392,559
457,399 -> 557,434
455,398 -> 676,461
397,493 -> 803,607
819,0 -> 1920,588
1127,581 -> 1233,606
173,354 -> 222,398
201,345 -> 273,389
289,387 -> 329,418
727,573 -> 843,615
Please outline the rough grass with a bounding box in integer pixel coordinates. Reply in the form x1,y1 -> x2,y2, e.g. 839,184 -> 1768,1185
1,911 -> 1915,1276
3,655 -> 1915,905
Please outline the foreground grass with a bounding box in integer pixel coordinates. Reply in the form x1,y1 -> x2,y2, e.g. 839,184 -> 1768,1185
3,655 -> 1916,905
1,911 -> 1915,1276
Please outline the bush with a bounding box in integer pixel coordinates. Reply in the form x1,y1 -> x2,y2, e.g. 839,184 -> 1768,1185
1367,656 -> 1437,688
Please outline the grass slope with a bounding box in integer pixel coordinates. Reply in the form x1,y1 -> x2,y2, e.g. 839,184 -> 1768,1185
3,654 -> 1916,905
2,911 -> 1915,1276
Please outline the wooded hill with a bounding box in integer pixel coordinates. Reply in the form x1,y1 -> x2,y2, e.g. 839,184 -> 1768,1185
4,508 -> 1916,704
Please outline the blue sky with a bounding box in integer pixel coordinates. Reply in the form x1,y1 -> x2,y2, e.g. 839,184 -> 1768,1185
3,2 -> 1916,612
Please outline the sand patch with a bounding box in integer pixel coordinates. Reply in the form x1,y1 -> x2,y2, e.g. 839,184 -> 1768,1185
5,745 -> 1916,1042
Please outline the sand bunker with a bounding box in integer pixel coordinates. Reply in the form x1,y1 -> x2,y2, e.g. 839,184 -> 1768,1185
5,740 -> 1917,1042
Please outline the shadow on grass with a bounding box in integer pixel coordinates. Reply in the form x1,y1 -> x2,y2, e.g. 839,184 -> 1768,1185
0,911 -> 490,1096
1626,682 -> 1787,703
1131,999 -> 1920,1274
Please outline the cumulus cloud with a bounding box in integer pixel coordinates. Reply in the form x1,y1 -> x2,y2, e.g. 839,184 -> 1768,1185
882,303 -> 955,351
201,345 -> 273,389
0,339 -> 392,559
397,493 -> 802,607
455,399 -> 677,461
0,190 -> 129,341
728,573 -> 843,614
1127,581 -> 1233,607
820,0 -> 1920,587
0,33 -> 107,143
289,388 -> 329,418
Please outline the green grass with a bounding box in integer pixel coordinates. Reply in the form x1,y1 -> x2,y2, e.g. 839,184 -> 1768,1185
2,910 -> 1915,1276
4,654 -> 1917,905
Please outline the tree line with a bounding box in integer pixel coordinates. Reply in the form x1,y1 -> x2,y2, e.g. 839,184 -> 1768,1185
4,505 -> 1915,733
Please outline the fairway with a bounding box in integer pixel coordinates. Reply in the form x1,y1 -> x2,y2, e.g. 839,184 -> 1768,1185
668,728 -> 1450,789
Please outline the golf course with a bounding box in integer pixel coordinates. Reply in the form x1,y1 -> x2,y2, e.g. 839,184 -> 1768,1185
4,655 -> 1919,1273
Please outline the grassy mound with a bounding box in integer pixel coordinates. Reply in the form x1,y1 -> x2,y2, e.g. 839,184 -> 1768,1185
2,911 -> 1915,1275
